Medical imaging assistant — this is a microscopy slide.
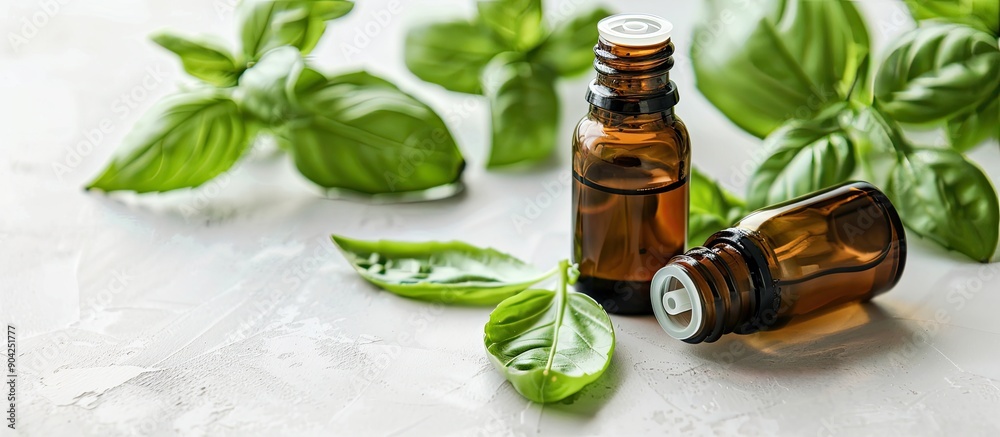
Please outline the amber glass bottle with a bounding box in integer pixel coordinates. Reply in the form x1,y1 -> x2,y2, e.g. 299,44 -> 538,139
572,14 -> 690,315
650,182 -> 907,343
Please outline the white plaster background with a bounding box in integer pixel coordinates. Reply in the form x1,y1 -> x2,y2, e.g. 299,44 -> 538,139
2,0 -> 1000,435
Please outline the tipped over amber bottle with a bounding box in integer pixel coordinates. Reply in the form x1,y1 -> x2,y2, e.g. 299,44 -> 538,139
572,14 -> 690,315
651,182 -> 907,343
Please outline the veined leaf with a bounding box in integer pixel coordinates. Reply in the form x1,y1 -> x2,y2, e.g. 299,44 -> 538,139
404,20 -> 506,94
692,0 -> 870,138
904,0 -> 999,36
477,0 -> 545,51
887,148 -> 999,262
282,71 -> 465,195
151,32 -> 244,87
332,235 -> 552,305
87,91 -> 249,193
239,0 -> 354,60
747,105 -> 857,209
689,168 -> 747,248
874,23 -> 1000,125
484,260 -> 615,403
529,7 -> 610,77
483,53 -> 559,168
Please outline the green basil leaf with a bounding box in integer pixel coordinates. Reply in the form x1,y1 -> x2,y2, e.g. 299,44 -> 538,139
874,23 -> 1000,125
849,106 -> 903,182
240,0 -> 354,60
947,93 -> 1000,152
483,53 -> 559,168
87,91 -> 249,193
904,0 -> 999,36
151,32 -> 243,87
237,47 -> 303,124
887,148 -> 999,262
404,20 -> 505,94
529,7 -> 610,77
689,168 -> 747,248
281,71 -> 465,195
747,105 -> 857,209
477,0 -> 545,51
332,235 -> 551,305
484,261 -> 614,403
692,0 -> 870,138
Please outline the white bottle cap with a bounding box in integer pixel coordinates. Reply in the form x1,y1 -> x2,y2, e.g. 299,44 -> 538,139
650,264 -> 704,341
597,14 -> 673,47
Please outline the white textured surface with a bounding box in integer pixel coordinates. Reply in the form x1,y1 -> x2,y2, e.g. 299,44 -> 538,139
3,0 -> 1000,436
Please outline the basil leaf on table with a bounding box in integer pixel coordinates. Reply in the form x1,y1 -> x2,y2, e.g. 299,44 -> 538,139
483,53 -> 559,168
529,7 -> 610,77
404,20 -> 506,94
747,105 -> 857,209
947,92 -> 1000,152
281,70 -> 465,194
332,235 -> 553,305
477,0 -> 545,51
151,32 -> 243,87
874,23 -> 1000,125
887,149 -> 1000,262
692,0 -> 870,138
239,0 -> 354,60
689,168 -> 747,248
904,0 -> 1000,36
484,260 -> 614,403
86,91 -> 249,193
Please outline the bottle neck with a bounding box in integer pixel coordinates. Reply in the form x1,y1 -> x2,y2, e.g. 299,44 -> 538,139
587,106 -> 676,126
651,229 -> 778,343
586,37 -> 679,115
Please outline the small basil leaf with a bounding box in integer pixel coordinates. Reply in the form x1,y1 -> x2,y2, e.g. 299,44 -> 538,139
281,71 -> 465,195
237,47 -> 303,124
529,7 -> 610,77
747,105 -> 857,209
887,148 -> 999,262
240,0 -> 354,60
483,53 -> 559,168
848,106 -> 906,198
332,235 -> 550,305
404,20 -> 505,94
87,91 -> 248,193
484,261 -> 614,403
477,0 -> 545,51
904,0 -> 999,36
689,168 -> 747,248
150,32 -> 243,87
947,95 -> 999,152
874,23 -> 1000,125
692,0 -> 870,138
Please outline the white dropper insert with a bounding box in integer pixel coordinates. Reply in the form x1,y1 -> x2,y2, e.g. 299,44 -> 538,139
597,14 -> 673,47
651,264 -> 704,341
663,288 -> 692,315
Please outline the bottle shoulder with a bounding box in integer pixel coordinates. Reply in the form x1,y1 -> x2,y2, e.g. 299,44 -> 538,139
573,111 -> 690,191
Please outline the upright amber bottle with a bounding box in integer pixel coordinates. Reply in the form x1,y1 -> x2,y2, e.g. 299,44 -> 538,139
573,14 -> 690,315
650,182 -> 907,343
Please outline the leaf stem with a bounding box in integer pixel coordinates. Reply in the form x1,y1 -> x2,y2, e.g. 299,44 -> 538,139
540,259 -> 571,401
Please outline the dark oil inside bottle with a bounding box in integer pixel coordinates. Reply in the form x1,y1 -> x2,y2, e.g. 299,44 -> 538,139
573,177 -> 687,314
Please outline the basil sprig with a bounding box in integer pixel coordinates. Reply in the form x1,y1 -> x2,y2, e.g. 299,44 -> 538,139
691,0 -> 1000,262
332,237 -> 615,403
88,0 -> 465,198
405,1 -> 612,168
